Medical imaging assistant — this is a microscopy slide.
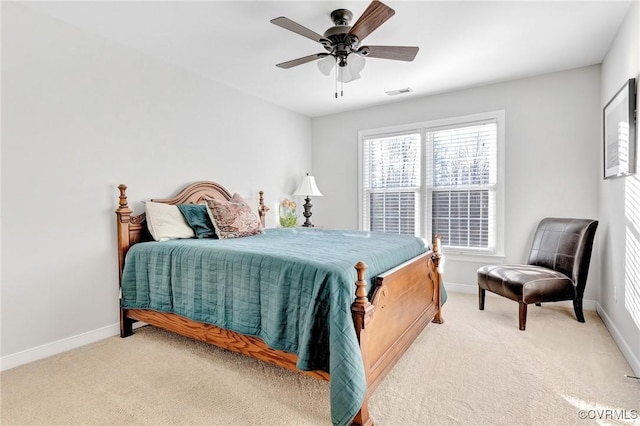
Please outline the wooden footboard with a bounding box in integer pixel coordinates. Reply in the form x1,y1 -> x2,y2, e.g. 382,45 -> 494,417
351,250 -> 442,426
116,182 -> 443,426
358,251 -> 441,390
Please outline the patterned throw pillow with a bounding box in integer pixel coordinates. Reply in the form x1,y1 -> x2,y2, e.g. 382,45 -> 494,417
205,193 -> 263,239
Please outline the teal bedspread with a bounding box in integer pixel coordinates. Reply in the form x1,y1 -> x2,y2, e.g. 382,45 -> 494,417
120,228 -> 432,425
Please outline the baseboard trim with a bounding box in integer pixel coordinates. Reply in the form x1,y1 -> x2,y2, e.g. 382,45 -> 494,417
0,322 -> 144,372
596,302 -> 640,376
446,282 -> 597,311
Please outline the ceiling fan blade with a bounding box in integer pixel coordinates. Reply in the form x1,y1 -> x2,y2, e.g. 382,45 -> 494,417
270,17 -> 325,43
276,53 -> 329,69
361,45 -> 419,61
348,1 -> 395,42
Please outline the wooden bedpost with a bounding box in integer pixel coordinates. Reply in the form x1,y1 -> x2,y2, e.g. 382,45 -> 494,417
431,235 -> 444,324
116,184 -> 132,284
258,190 -> 269,227
351,261 -> 374,426
351,261 -> 375,332
116,184 -> 134,337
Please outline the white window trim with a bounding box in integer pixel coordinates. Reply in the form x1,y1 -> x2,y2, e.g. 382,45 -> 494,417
358,110 -> 505,258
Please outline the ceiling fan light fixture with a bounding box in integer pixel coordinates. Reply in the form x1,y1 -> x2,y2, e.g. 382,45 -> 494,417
339,67 -> 358,84
317,55 -> 336,76
339,54 -> 365,83
318,53 -> 366,83
347,54 -> 366,75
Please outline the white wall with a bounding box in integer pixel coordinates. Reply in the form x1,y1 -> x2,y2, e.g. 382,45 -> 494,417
312,66 -> 601,297
1,4 -> 311,366
599,0 -> 640,375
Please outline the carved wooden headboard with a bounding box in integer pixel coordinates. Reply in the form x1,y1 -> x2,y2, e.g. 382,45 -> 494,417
115,181 -> 268,283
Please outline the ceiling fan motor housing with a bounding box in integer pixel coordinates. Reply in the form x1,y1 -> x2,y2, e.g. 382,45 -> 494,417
330,8 -> 352,25
322,9 -> 361,62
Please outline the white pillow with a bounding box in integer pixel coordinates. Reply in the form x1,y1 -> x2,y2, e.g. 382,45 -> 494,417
145,201 -> 195,241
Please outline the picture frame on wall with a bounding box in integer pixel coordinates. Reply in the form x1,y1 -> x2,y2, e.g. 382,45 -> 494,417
603,78 -> 637,179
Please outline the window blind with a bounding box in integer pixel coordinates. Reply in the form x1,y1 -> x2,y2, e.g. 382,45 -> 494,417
362,134 -> 420,235
428,121 -> 497,250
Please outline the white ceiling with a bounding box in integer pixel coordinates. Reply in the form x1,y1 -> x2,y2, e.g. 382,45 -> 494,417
24,1 -> 632,118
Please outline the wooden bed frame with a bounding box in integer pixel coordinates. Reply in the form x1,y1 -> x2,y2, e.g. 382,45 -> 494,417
116,181 -> 443,426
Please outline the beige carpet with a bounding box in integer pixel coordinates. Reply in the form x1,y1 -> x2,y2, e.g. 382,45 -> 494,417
1,292 -> 638,426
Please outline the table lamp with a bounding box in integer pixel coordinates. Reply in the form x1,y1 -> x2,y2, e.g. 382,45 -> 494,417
293,173 -> 323,227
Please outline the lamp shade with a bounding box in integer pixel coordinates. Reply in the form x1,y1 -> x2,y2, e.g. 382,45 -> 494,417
342,54 -> 365,83
317,54 -> 365,83
317,55 -> 336,76
293,174 -> 323,197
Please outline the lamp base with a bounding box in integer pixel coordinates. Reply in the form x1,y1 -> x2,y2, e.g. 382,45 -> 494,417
301,196 -> 314,227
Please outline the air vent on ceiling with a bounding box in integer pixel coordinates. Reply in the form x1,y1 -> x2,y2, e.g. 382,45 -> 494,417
385,87 -> 413,96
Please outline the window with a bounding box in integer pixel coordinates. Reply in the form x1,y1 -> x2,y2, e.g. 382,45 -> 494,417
359,111 -> 504,256
362,133 -> 421,235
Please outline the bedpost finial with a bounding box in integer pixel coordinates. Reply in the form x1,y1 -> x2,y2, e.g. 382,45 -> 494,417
354,261 -> 368,304
258,190 -> 269,227
118,184 -> 129,209
352,261 -> 374,333
431,234 -> 443,269
432,234 -> 441,254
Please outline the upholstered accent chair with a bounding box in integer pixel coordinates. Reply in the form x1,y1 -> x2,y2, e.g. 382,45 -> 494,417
477,218 -> 598,330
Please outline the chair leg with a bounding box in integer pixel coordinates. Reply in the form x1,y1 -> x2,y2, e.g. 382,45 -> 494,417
478,288 -> 485,310
518,302 -> 527,330
573,298 -> 585,323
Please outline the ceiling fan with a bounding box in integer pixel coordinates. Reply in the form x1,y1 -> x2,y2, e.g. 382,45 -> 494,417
270,0 -> 419,97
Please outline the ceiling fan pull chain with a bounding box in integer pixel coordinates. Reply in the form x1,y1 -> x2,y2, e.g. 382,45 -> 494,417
335,62 -> 344,98
335,61 -> 339,98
